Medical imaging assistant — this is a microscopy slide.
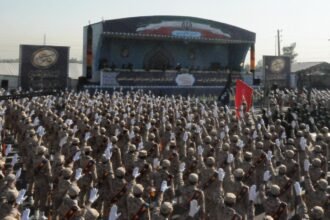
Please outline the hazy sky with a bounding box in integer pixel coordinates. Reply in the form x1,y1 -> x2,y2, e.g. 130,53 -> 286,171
1,0 -> 330,63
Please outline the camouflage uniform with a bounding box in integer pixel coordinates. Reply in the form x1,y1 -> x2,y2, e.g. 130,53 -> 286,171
259,184 -> 288,220
127,184 -> 151,220
33,146 -> 52,214
77,146 -> 98,206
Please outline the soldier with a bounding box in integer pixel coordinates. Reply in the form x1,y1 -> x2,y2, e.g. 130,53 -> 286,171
33,145 -> 52,220
107,167 -> 129,219
239,151 -> 255,186
177,172 -> 205,220
259,182 -> 288,220
127,183 -> 151,220
57,184 -> 82,219
77,145 -> 97,206
0,190 -> 20,219
152,159 -> 174,202
134,150 -> 153,189
0,174 -> 18,205
109,136 -> 122,170
53,167 -> 73,218
217,193 -> 242,220
198,155 -> 223,219
96,154 -> 113,217
227,168 -> 249,219
281,150 -> 299,182
309,158 -> 326,184
304,173 -> 329,218
269,164 -> 294,210
253,141 -> 267,188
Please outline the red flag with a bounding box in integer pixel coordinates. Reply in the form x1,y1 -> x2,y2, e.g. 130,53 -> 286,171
235,80 -> 253,117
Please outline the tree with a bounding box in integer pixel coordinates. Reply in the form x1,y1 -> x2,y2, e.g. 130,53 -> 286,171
282,43 -> 298,63
255,60 -> 263,71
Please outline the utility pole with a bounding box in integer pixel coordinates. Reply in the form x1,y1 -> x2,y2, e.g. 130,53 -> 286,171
277,29 -> 281,56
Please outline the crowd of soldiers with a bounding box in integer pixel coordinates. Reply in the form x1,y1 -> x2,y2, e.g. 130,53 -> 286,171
0,88 -> 329,220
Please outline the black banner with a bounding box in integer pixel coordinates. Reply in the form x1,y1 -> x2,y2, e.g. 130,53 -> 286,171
19,45 -> 69,90
263,56 -> 291,89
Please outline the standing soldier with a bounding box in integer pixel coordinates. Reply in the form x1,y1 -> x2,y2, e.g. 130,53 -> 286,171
127,184 -> 151,220
152,159 -> 174,202
53,167 -> 73,219
198,156 -> 222,219
96,154 -> 113,217
227,168 -> 249,219
134,150 -> 152,190
217,193 -> 242,220
259,176 -> 288,220
33,146 -> 52,220
108,167 -> 129,219
177,171 -> 205,220
77,146 -> 97,206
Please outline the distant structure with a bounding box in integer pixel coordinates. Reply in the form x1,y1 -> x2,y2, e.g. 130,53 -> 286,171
82,16 -> 256,94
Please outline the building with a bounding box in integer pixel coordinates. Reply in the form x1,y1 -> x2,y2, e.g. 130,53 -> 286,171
291,62 -> 330,89
82,16 -> 256,94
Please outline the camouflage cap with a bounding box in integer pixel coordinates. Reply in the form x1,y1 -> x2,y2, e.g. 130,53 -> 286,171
256,141 -> 264,149
5,174 -> 16,183
133,184 -> 144,195
312,158 -> 322,167
68,184 -> 80,197
321,126 -> 329,134
270,184 -> 280,196
244,151 -> 253,159
278,165 -> 287,174
231,135 -> 239,142
317,179 -> 328,190
161,159 -> 171,168
62,168 -> 73,179
160,202 -> 173,215
188,173 -> 199,184
222,143 -> 230,151
138,150 -> 147,157
204,136 -> 212,144
115,167 -> 126,177
296,130 -> 303,137
243,128 -> 250,134
6,190 -> 18,203
100,127 -> 106,134
313,145 -> 322,153
111,136 -> 118,143
36,145 -> 47,154
206,157 -> 215,166
287,138 -> 294,145
148,133 -> 156,140
285,150 -> 295,158
233,168 -> 245,178
187,147 -> 195,155
311,206 -> 324,219
224,192 -> 236,204
128,144 -> 136,152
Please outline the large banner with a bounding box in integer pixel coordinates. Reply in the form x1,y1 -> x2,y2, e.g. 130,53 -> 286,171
263,56 -> 291,89
100,69 -> 242,87
19,45 -> 69,90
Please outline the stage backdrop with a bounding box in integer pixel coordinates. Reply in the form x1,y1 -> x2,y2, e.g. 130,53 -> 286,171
263,55 -> 291,89
19,45 -> 69,90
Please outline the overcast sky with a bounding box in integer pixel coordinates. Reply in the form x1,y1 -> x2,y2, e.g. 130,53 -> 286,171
1,0 -> 330,63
